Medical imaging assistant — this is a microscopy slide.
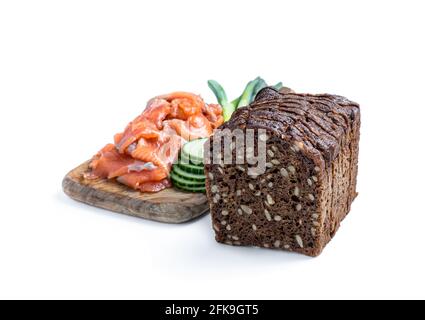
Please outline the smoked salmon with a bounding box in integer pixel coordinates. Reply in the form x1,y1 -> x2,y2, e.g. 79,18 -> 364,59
86,92 -> 223,192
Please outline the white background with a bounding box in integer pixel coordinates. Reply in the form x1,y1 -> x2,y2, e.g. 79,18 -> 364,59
1,0 -> 424,300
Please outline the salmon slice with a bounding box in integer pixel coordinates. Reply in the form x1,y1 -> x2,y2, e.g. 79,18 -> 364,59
203,103 -> 224,128
130,133 -> 184,172
116,169 -> 168,189
115,98 -> 172,153
87,144 -> 161,180
137,179 -> 172,193
211,115 -> 224,129
116,119 -> 161,154
143,98 -> 172,129
129,137 -> 161,163
155,133 -> 185,168
87,144 -> 133,179
170,98 -> 202,120
166,114 -> 213,141
152,92 -> 205,120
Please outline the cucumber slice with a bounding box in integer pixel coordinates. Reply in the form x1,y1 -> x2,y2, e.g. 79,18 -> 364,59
176,161 -> 205,175
172,165 -> 206,181
170,138 -> 207,193
181,138 -> 208,165
170,171 -> 206,187
179,152 -> 203,166
173,181 -> 206,193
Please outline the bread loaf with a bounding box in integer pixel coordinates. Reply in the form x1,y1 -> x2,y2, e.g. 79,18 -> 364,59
204,88 -> 360,256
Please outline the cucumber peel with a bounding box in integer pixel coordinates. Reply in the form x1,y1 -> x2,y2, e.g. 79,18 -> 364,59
172,165 -> 206,181
173,181 -> 206,193
176,161 -> 205,175
170,171 -> 205,186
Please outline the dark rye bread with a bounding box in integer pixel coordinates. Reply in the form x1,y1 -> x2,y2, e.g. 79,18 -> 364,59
204,88 -> 360,257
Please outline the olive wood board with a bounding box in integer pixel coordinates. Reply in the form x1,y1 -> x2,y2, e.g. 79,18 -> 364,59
62,161 -> 209,223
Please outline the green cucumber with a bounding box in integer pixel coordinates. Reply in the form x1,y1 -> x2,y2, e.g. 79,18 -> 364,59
176,161 -> 205,174
170,171 -> 206,187
179,152 -> 203,166
181,138 -> 208,165
172,165 -> 205,181
173,182 -> 206,193
171,139 -> 207,193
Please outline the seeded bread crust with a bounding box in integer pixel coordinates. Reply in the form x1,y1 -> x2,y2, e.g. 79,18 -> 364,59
205,88 -> 360,257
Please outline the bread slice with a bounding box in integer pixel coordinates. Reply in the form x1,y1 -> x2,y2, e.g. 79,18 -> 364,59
204,88 -> 360,256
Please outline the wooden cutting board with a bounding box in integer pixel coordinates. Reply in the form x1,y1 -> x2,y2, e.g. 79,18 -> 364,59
62,161 -> 209,223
